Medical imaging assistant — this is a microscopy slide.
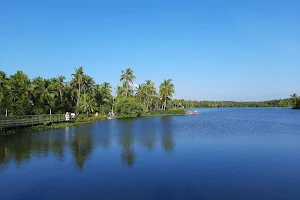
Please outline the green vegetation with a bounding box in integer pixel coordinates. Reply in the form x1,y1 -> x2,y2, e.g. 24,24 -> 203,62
0,68 -> 114,116
0,67 -> 298,122
290,94 -> 300,109
114,97 -> 146,118
0,67 -> 178,119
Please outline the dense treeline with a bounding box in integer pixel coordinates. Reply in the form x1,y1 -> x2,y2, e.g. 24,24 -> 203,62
0,67 -> 113,116
0,67 -> 298,117
171,98 -> 293,109
0,67 -> 177,117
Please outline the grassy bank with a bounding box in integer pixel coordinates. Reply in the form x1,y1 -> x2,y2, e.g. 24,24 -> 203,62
142,108 -> 187,117
1,115 -> 107,136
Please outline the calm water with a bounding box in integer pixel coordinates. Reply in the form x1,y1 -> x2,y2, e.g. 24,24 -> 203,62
1,108 -> 300,200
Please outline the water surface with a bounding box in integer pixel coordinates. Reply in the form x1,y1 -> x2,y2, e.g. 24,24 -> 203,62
1,108 -> 300,200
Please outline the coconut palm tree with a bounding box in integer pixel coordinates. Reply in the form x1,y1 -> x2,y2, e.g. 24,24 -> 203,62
135,84 -> 146,103
99,82 -> 112,104
120,68 -> 136,97
80,93 -> 97,114
116,82 -> 134,97
116,85 -> 126,97
82,75 -> 95,114
290,93 -> 298,106
9,71 -> 35,115
72,66 -> 84,113
55,76 -> 66,102
159,79 -> 175,110
144,80 -> 157,110
34,78 -> 57,108
0,71 -> 10,103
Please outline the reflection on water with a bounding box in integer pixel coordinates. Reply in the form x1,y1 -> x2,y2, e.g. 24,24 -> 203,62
1,109 -> 300,199
162,116 -> 174,152
0,116 -> 174,170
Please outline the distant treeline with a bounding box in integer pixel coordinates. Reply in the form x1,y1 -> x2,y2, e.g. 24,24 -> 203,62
172,99 -> 292,108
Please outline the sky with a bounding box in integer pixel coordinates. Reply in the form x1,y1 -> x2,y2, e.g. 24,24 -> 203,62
0,0 -> 299,101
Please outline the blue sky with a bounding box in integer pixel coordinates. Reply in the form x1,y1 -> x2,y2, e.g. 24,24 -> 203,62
1,0 -> 299,101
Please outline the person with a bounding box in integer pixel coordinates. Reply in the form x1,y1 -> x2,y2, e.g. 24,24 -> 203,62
65,112 -> 70,121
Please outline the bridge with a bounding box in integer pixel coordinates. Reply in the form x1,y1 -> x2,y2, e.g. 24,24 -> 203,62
0,114 -> 74,131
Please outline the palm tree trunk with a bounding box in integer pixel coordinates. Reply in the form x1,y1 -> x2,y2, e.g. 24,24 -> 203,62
126,81 -> 129,97
84,90 -> 86,113
60,90 -> 62,102
77,83 -> 81,113
164,97 -> 167,110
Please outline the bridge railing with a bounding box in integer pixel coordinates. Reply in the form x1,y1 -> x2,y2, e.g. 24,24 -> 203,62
0,114 -> 66,128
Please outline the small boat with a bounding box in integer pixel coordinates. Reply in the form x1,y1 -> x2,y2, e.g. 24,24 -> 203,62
188,110 -> 198,115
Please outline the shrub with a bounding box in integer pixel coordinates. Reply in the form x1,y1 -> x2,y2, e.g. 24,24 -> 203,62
99,104 -> 111,115
114,97 -> 146,118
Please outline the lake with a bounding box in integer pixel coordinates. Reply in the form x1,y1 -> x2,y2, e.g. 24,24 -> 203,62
1,108 -> 300,200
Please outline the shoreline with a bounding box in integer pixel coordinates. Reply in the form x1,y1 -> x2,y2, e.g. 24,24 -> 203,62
2,107 -> 297,136
0,113 -> 187,136
0,117 -> 106,136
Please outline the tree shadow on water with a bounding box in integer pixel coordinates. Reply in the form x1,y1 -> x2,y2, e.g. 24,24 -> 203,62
71,131 -> 93,171
119,120 -> 136,168
161,116 -> 175,152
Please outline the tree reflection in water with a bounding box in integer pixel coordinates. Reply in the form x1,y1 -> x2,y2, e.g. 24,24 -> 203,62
162,116 -> 174,152
119,119 -> 135,168
0,117 -> 175,171
138,117 -> 156,151
71,125 -> 94,170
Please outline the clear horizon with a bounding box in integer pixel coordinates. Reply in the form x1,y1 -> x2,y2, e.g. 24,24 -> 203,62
1,0 -> 299,101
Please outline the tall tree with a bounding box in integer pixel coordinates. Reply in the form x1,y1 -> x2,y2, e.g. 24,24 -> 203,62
99,82 -> 112,104
9,71 -> 35,115
159,79 -> 175,110
120,68 -> 136,97
0,71 -> 10,103
290,93 -> 298,106
34,78 -> 57,110
81,75 -> 94,114
72,67 -> 84,113
116,82 -> 133,97
80,93 -> 97,114
144,80 -> 157,110
55,76 -> 66,102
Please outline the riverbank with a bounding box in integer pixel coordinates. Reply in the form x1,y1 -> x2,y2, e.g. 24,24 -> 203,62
0,115 -> 107,136
1,110 -> 187,135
